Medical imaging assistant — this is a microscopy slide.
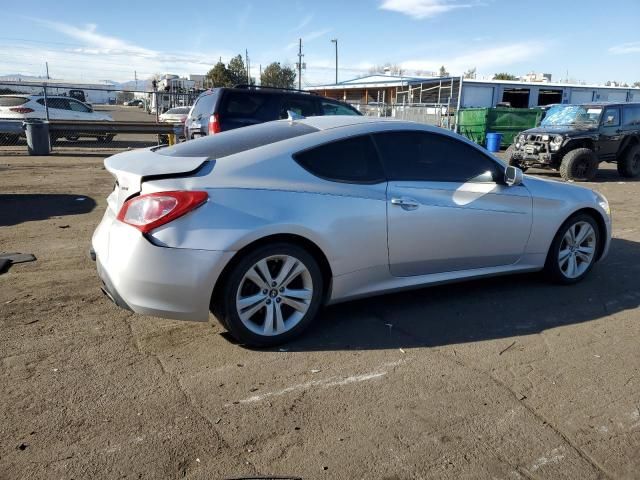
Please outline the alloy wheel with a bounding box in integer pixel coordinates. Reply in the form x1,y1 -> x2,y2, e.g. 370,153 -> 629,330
235,255 -> 313,336
558,221 -> 596,279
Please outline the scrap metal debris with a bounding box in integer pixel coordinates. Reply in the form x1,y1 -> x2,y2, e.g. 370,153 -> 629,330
0,252 -> 37,274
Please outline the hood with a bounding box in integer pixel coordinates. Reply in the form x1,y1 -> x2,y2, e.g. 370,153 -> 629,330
521,125 -> 597,137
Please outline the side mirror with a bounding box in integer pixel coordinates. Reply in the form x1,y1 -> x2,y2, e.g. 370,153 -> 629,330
505,165 -> 523,186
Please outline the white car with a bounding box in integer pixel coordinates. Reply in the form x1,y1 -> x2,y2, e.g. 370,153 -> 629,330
0,95 -> 112,121
0,94 -> 114,143
159,106 -> 190,124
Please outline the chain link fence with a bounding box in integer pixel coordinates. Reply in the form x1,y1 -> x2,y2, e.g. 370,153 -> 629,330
351,103 -> 457,129
0,81 -> 199,154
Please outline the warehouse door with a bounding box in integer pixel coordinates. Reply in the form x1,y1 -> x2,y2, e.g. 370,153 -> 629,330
502,88 -> 530,108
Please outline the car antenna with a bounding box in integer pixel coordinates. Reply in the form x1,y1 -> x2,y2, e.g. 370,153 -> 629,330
287,110 -> 305,124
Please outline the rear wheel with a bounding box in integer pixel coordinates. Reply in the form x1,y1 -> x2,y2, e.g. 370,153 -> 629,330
214,243 -> 324,347
544,213 -> 600,284
559,148 -> 598,181
617,144 -> 640,178
505,144 -> 528,172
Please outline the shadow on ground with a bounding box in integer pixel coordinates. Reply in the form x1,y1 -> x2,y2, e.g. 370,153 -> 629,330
0,194 -> 97,226
278,238 -> 640,352
528,167 -> 640,183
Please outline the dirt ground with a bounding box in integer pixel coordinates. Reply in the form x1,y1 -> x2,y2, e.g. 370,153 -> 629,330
1,121 -> 639,479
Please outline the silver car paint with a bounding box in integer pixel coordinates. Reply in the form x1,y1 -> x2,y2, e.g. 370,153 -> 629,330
93,116 -> 612,322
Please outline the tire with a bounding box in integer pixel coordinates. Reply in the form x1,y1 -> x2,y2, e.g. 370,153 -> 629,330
617,144 -> 640,178
505,144 -> 528,172
213,243 -> 324,347
559,148 -> 598,181
544,213 -> 600,284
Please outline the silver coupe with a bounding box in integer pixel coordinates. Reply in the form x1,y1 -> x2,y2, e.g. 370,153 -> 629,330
92,116 -> 612,346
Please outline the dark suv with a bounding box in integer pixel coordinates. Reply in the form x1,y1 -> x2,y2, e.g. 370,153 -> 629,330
507,103 -> 640,181
184,85 -> 361,139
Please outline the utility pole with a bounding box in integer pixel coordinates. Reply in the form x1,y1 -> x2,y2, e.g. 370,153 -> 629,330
134,70 -> 138,91
45,62 -> 50,79
331,39 -> 338,84
245,49 -> 250,84
297,38 -> 303,90
259,64 -> 262,85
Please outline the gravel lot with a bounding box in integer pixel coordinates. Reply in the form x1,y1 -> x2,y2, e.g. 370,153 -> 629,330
1,112 -> 639,479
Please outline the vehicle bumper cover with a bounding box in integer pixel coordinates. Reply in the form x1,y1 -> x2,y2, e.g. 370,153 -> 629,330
92,212 -> 234,322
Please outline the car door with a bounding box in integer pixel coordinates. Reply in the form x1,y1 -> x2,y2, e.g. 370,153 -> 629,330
374,130 -> 533,277
37,98 -> 68,119
598,106 -> 622,159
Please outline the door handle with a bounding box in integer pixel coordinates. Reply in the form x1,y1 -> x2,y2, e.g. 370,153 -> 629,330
391,197 -> 419,210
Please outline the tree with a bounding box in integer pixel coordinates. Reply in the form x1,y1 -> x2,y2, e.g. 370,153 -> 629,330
205,61 -> 233,88
493,72 -> 518,80
228,55 -> 248,86
261,62 -> 296,89
439,65 -> 449,77
463,67 -> 476,79
634,81 -> 640,88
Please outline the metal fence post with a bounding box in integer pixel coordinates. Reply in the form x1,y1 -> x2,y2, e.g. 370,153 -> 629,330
42,83 -> 50,121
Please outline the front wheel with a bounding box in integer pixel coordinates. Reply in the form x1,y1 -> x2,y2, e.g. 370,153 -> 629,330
214,243 -> 324,347
544,213 -> 600,284
559,148 -> 598,181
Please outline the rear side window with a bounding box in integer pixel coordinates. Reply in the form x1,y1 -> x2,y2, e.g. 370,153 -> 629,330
374,131 -> 501,183
158,121 -> 319,158
622,105 -> 640,127
37,98 -> 70,110
294,135 -> 385,184
69,100 -> 90,112
320,100 -> 360,116
0,96 -> 28,106
279,96 -> 317,118
221,92 -> 273,120
190,91 -> 218,119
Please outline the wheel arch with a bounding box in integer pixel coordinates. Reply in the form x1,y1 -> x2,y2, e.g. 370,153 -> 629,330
210,233 -> 334,309
563,137 -> 596,154
562,207 -> 608,261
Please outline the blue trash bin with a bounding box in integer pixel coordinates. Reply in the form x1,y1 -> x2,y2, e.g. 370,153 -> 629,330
485,132 -> 502,153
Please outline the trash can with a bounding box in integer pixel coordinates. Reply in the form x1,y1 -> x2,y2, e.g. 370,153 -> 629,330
486,132 -> 503,153
24,120 -> 50,156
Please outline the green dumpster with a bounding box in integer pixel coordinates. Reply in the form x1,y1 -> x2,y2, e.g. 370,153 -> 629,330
457,107 -> 543,148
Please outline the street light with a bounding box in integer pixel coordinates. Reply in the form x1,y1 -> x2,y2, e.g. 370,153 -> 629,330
330,38 -> 338,84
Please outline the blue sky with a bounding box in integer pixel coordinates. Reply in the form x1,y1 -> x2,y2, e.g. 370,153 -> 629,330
1,0 -> 640,85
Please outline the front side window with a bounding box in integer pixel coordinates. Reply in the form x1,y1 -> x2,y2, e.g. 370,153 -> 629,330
320,100 -> 359,116
294,135 -> 385,184
602,108 -> 620,126
373,131 -> 501,183
68,100 -> 90,112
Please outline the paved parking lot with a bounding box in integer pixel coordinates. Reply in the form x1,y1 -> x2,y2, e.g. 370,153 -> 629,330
1,124 -> 639,478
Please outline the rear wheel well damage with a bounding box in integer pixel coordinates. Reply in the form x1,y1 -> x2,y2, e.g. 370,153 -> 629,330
210,233 -> 333,312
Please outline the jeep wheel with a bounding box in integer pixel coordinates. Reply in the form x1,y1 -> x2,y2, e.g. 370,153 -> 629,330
559,148 -> 598,181
617,144 -> 640,178
505,144 -> 528,172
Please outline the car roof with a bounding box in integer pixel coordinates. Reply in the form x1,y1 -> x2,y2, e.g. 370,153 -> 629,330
294,115 -> 415,131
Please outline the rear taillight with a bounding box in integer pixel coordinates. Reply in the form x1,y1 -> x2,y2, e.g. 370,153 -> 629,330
208,113 -> 221,134
9,107 -> 34,113
116,191 -> 208,234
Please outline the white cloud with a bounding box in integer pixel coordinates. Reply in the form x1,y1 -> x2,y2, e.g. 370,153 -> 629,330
380,0 -> 475,19
291,14 -> 314,32
286,28 -> 332,50
609,42 -> 640,55
400,42 -> 546,75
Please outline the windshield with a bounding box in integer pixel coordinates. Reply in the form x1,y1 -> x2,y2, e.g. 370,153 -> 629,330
541,105 -> 602,127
